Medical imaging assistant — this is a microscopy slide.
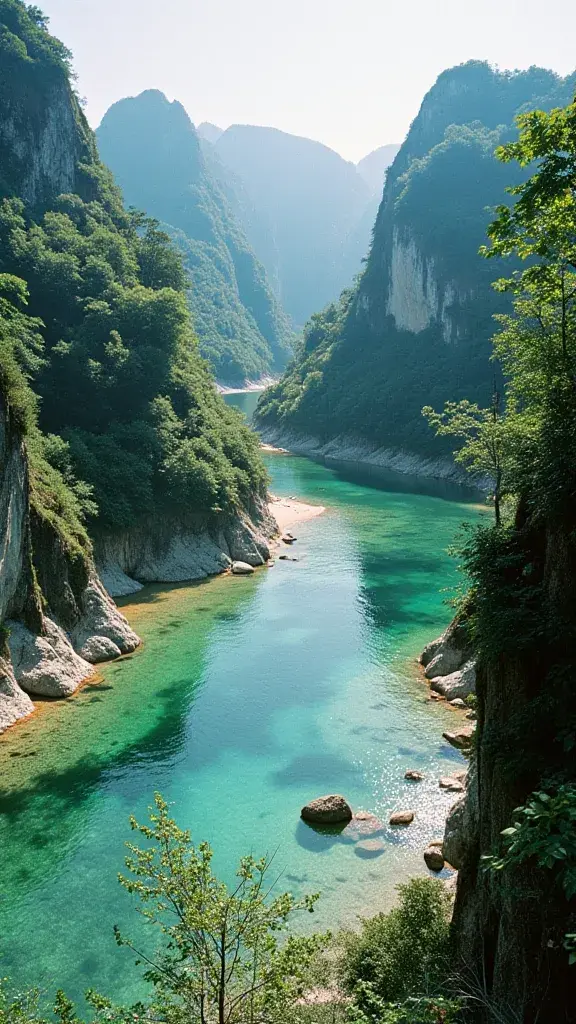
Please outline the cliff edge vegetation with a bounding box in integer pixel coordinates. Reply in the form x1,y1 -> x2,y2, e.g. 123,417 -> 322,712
423,96 -> 576,1021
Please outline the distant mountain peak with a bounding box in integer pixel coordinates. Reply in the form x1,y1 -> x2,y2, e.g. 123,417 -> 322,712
356,143 -> 401,195
197,121 -> 224,143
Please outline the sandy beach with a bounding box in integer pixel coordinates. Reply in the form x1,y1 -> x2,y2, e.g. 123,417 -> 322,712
269,494 -> 326,531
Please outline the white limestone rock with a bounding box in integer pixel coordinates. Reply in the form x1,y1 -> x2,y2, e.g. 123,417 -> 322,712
72,576 -> 139,662
431,660 -> 476,700
7,617 -> 93,697
0,655 -> 34,732
231,561 -> 255,575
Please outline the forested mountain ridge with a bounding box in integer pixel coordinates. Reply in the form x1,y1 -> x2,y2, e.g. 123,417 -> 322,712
0,0 -> 273,730
256,62 -> 576,468
212,124 -> 373,326
97,91 -> 293,385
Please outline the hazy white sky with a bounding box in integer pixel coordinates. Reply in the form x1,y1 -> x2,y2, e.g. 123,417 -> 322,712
40,0 -> 576,162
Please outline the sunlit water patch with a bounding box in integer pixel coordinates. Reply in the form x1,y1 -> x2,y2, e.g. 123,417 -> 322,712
0,446 -> 481,1007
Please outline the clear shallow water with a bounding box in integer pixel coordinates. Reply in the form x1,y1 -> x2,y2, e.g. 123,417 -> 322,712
0,448 -> 481,1008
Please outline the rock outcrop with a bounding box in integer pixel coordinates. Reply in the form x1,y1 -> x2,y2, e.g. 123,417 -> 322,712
95,500 -> 276,597
0,391 -> 139,732
420,614 -> 477,701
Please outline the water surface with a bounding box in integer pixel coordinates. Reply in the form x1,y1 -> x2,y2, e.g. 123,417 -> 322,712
0,450 -> 480,1007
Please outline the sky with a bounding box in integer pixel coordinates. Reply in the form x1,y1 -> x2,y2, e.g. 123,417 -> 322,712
40,0 -> 576,163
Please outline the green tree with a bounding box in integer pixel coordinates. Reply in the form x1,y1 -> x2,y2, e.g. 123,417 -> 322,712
114,794 -> 325,1024
422,392 -> 508,525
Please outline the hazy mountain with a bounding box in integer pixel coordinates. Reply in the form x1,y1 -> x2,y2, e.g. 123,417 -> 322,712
356,143 -> 401,195
214,125 -> 372,326
97,91 -> 293,383
198,121 -> 224,143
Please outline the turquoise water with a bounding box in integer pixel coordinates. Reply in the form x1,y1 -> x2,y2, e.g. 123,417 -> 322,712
0,448 -> 481,1009
222,389 -> 261,421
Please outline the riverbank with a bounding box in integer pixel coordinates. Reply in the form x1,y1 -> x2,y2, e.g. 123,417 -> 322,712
217,377 -> 277,395
269,494 -> 326,531
258,426 -> 488,490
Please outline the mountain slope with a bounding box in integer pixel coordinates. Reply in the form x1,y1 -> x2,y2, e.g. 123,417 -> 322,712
214,125 -> 372,326
97,91 -> 293,384
256,62 -> 576,468
0,0 -> 274,728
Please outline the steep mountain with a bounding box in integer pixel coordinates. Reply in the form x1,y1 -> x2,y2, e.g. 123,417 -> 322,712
214,125 -> 372,326
257,62 -> 576,472
356,143 -> 401,195
0,0 -> 274,731
97,91 -> 293,384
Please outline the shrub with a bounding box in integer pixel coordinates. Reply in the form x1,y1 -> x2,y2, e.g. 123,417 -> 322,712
340,879 -> 452,1007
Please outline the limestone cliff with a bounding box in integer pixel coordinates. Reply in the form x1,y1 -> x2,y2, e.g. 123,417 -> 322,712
0,2 -> 96,208
0,390 -> 139,733
96,500 -> 276,598
256,63 -> 576,462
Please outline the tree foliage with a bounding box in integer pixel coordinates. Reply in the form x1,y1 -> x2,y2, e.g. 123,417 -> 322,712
0,186 -> 267,533
113,794 -> 324,1024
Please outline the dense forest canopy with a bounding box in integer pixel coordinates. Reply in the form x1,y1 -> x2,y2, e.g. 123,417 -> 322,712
96,90 -> 293,385
0,0 -> 268,539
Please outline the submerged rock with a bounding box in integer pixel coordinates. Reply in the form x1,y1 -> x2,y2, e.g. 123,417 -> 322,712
342,810 -> 384,841
355,838 -> 385,858
301,794 -> 353,824
389,810 -> 415,826
231,561 -> 255,575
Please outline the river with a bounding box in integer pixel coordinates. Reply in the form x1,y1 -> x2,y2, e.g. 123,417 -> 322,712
0,405 -> 481,1008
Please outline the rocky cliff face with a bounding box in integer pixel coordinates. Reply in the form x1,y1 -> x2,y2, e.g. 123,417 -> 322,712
0,391 -> 139,734
424,511 -> 576,1021
96,500 -> 276,598
0,84 -> 94,209
384,227 -> 463,343
256,63 -> 576,461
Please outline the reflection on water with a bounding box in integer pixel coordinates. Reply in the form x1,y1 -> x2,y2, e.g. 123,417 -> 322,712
0,449 -> 478,1008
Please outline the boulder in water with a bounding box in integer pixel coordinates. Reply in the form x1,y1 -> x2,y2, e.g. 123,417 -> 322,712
424,845 -> 445,872
342,810 -> 384,841
405,769 -> 424,781
355,838 -> 385,858
231,561 -> 255,575
439,776 -> 465,792
443,725 -> 475,750
301,794 -> 353,824
389,810 -> 415,826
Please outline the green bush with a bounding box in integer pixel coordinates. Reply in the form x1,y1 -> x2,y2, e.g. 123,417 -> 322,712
340,879 -> 452,1007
